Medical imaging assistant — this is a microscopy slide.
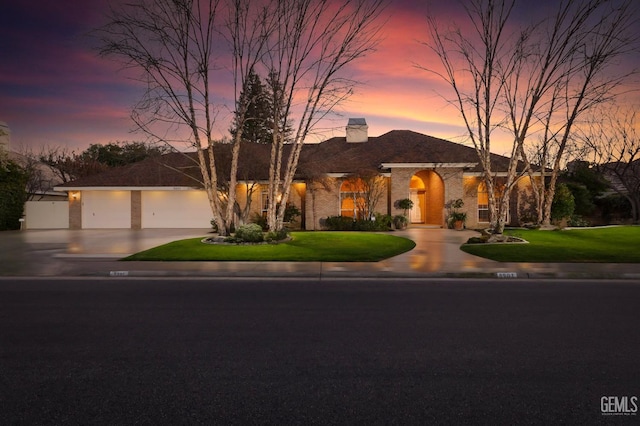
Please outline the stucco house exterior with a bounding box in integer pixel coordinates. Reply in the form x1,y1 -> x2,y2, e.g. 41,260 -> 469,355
55,119 -> 538,230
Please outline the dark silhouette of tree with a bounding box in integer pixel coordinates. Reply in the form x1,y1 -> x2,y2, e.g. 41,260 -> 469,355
0,150 -> 28,230
38,142 -> 169,183
230,70 -> 273,144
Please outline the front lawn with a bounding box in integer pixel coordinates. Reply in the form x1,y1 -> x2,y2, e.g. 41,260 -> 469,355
461,226 -> 640,263
123,231 -> 416,262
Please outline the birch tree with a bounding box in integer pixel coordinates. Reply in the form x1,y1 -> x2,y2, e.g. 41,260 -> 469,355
507,0 -> 638,226
97,0 -> 270,235
422,0 -> 519,235
260,0 -> 386,231
422,0 -> 638,233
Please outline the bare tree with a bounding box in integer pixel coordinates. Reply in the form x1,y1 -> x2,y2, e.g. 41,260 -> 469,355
508,0 -> 638,226
422,0 -> 638,234
97,0 -> 272,235
422,0 -> 519,235
261,0 -> 386,231
344,169 -> 387,220
39,146 -> 109,183
579,106 -> 640,222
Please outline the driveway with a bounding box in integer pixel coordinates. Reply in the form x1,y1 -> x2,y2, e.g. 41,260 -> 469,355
0,229 -> 211,276
1,228 -> 637,279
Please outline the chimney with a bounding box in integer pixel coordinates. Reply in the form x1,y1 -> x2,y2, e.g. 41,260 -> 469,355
345,118 -> 368,143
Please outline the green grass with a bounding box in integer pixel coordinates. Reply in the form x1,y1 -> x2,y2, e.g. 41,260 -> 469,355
461,226 -> 640,263
123,231 -> 416,262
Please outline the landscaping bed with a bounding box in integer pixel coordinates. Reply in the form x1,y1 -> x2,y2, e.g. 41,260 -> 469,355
461,226 -> 640,263
123,231 -> 416,262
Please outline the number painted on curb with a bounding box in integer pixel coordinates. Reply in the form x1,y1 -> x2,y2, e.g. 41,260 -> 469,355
496,272 -> 518,278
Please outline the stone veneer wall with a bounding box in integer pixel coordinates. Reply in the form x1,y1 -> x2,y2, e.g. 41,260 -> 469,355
131,190 -> 142,229
305,179 -> 341,230
69,193 -> 82,229
389,167 -> 465,227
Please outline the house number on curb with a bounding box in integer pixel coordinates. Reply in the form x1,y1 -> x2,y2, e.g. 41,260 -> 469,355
496,272 -> 518,278
110,271 -> 130,277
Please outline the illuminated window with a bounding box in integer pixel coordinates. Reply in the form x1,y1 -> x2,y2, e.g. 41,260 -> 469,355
340,179 -> 366,219
478,182 -> 489,223
261,192 -> 269,217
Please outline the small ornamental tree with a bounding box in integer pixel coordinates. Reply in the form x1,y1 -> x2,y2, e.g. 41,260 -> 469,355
551,183 -> 575,224
395,198 -> 413,217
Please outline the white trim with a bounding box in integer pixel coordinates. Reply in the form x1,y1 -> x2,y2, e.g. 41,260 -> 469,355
55,186 -> 200,192
327,173 -> 391,178
381,162 -> 477,169
463,171 -> 545,177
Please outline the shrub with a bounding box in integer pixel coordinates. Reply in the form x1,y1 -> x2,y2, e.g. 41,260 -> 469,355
393,215 -> 408,229
265,229 -> 289,242
234,223 -> 264,243
466,236 -> 487,244
567,215 -> 590,227
324,215 -> 356,230
374,213 -> 393,229
283,204 -> 301,223
250,213 -> 268,231
323,215 -> 392,231
551,183 -> 575,223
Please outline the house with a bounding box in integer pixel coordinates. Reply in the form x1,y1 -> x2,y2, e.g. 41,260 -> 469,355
55,119 -> 538,230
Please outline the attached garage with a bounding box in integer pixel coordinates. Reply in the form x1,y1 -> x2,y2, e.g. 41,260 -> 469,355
141,190 -> 212,228
82,190 -> 131,228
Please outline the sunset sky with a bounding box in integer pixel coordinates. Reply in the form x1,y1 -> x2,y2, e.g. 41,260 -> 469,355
1,0 -> 637,156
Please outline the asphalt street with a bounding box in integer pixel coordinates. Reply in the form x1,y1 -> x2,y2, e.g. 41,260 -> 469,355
1,277 -> 639,425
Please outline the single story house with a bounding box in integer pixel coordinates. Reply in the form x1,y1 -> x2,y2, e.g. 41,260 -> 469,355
55,119 -> 538,230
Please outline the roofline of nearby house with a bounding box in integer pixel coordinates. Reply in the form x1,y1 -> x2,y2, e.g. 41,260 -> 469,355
326,172 -> 392,178
380,162 -> 478,169
54,180 -> 309,192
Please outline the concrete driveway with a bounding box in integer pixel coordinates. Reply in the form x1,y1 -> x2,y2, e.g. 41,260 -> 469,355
0,229 -> 211,276
0,227 -> 494,276
1,228 -> 638,279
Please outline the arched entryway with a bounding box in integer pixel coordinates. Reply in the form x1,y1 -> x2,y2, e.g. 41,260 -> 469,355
409,170 -> 445,226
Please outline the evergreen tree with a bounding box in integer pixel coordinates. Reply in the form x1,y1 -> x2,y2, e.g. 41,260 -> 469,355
265,70 -> 293,143
0,153 -> 28,230
230,70 -> 273,144
230,69 -> 292,144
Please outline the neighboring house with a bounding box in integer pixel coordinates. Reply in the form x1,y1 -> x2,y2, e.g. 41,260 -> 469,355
55,119 -> 539,230
6,140 -> 69,229
599,160 -> 640,222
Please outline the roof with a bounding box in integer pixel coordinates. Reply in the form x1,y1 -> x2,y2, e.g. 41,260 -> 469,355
58,130 -> 525,188
299,130 -> 517,174
57,142 -> 279,188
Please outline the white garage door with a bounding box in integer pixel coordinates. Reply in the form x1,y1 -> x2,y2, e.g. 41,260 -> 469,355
82,191 -> 131,228
141,190 -> 212,228
25,201 -> 69,229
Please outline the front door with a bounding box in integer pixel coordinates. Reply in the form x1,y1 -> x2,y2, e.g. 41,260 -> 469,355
410,190 -> 424,223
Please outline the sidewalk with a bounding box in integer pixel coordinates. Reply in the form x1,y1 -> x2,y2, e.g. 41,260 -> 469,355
1,228 -> 639,279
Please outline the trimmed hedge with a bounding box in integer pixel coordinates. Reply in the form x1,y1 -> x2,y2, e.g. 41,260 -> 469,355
322,214 -> 392,231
